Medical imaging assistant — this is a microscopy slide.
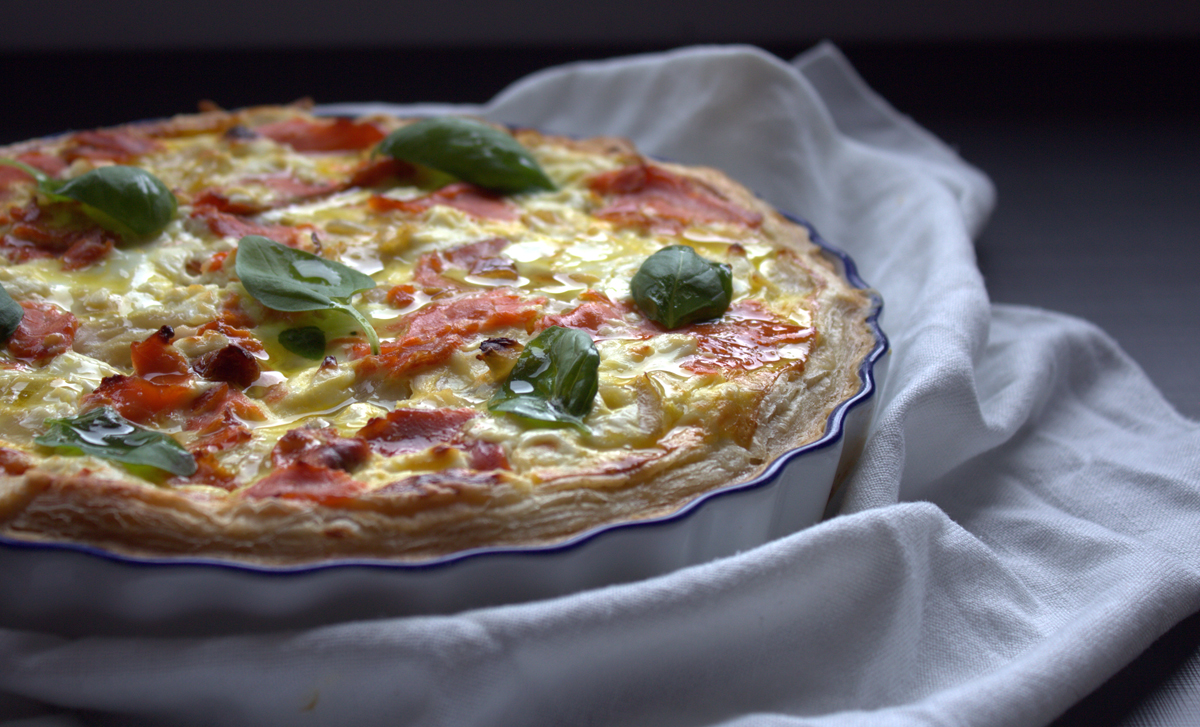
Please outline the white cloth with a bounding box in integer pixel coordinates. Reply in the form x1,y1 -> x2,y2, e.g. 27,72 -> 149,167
3,43 -> 1199,727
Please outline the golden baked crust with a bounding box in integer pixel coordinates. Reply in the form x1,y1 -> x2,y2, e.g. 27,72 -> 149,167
0,105 -> 877,564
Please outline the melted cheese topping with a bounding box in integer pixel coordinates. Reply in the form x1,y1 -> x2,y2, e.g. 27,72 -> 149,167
0,108 -> 845,503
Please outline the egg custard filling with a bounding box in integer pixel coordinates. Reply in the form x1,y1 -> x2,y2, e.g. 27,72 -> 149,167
0,104 -> 876,563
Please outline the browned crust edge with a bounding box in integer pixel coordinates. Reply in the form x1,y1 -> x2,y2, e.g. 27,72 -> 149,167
0,109 -> 879,565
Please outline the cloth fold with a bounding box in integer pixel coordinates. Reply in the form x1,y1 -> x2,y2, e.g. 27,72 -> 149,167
3,43 -> 1199,727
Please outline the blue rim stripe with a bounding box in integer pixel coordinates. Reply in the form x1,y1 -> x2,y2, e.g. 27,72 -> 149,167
0,123 -> 887,575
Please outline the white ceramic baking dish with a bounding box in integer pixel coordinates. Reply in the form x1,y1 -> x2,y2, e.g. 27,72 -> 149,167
0,181 -> 886,637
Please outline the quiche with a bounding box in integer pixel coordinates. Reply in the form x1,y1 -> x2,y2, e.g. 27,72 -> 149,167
0,103 -> 878,564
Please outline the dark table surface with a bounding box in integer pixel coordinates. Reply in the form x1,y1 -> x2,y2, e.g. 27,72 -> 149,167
927,112 -> 1200,727
1,39 -> 1196,726
853,42 -> 1200,725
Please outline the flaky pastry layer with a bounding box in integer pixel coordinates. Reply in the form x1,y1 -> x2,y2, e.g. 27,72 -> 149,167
0,105 -> 877,563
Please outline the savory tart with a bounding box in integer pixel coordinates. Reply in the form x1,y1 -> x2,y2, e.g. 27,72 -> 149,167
0,103 -> 877,564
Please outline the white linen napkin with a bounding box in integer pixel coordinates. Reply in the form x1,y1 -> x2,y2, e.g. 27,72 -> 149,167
3,43 -> 1200,727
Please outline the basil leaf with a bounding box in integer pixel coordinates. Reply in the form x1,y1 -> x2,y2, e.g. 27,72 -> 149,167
279,326 -> 327,360
235,235 -> 380,355
35,406 -> 198,477
630,245 -> 733,329
235,235 -> 376,309
0,284 -> 22,344
375,117 -> 555,195
0,160 -> 175,239
488,326 -> 599,430
52,166 -> 177,238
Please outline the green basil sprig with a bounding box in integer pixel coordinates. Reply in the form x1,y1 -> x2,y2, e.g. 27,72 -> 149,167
279,325 -> 327,360
374,116 -> 555,195
234,235 -> 380,355
630,245 -> 733,329
35,406 -> 197,478
488,326 -> 600,430
0,284 -> 22,344
0,159 -> 176,239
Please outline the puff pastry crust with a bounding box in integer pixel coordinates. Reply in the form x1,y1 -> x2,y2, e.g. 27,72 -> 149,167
0,104 -> 877,563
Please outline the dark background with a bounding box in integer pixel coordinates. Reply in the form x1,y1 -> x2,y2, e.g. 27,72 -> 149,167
2,3 -> 1198,724
1,39 -> 1198,143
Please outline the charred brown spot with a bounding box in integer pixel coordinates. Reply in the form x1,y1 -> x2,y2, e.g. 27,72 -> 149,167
272,426 -> 370,473
222,125 -> 257,140
469,256 -> 519,279
192,344 -> 261,388
477,337 -> 523,378
321,523 -> 356,539
153,325 -> 175,344
479,337 -> 520,356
